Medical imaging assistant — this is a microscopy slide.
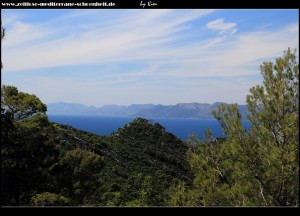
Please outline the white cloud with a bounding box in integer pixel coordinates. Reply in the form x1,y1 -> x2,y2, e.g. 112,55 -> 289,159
2,9 -> 214,72
214,23 -> 299,70
206,18 -> 237,35
3,21 -> 53,48
3,10 -> 297,78
2,10 -> 299,106
153,23 -> 299,78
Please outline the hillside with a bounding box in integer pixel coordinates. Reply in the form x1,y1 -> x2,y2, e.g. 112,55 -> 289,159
50,118 -> 193,206
2,112 -> 192,206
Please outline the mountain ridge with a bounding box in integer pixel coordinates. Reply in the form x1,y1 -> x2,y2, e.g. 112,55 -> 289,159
47,102 -> 248,119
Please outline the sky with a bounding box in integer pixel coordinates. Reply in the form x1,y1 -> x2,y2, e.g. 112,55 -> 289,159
1,9 -> 299,107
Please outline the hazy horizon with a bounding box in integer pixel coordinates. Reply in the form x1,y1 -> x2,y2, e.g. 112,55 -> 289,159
2,9 -> 299,107
47,101 -> 248,108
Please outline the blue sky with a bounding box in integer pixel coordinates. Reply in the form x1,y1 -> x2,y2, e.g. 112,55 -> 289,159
2,9 -> 299,107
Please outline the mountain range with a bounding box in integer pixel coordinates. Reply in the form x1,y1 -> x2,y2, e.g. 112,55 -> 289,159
47,102 -> 248,119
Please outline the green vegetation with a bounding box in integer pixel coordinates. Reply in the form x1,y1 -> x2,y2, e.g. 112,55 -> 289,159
1,89 -> 191,206
30,192 -> 70,206
166,48 -> 299,206
1,49 -> 298,206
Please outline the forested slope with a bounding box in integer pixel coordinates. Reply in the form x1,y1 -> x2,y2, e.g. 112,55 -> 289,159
1,93 -> 192,206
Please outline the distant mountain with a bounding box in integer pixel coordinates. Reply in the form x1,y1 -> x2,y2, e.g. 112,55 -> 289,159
98,104 -> 155,116
47,102 -> 248,119
132,102 -> 248,119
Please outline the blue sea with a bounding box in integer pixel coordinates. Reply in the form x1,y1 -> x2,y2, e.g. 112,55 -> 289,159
48,115 -> 251,141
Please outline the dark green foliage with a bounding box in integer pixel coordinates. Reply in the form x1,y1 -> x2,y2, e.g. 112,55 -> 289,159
1,86 -> 58,205
1,23 -> 4,40
104,117 -> 192,205
1,85 -> 47,122
1,88 -> 192,206
57,148 -> 104,205
37,117 -> 191,206
30,192 -> 70,206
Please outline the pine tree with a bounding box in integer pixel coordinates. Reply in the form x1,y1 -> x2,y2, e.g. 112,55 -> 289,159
167,48 -> 299,206
245,48 -> 299,206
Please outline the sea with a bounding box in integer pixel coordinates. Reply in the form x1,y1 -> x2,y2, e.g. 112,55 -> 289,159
48,115 -> 251,141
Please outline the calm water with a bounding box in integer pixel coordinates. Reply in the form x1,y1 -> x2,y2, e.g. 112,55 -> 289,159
48,115 -> 251,141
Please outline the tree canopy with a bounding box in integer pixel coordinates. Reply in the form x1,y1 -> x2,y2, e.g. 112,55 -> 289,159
166,48 -> 299,206
1,85 -> 47,122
